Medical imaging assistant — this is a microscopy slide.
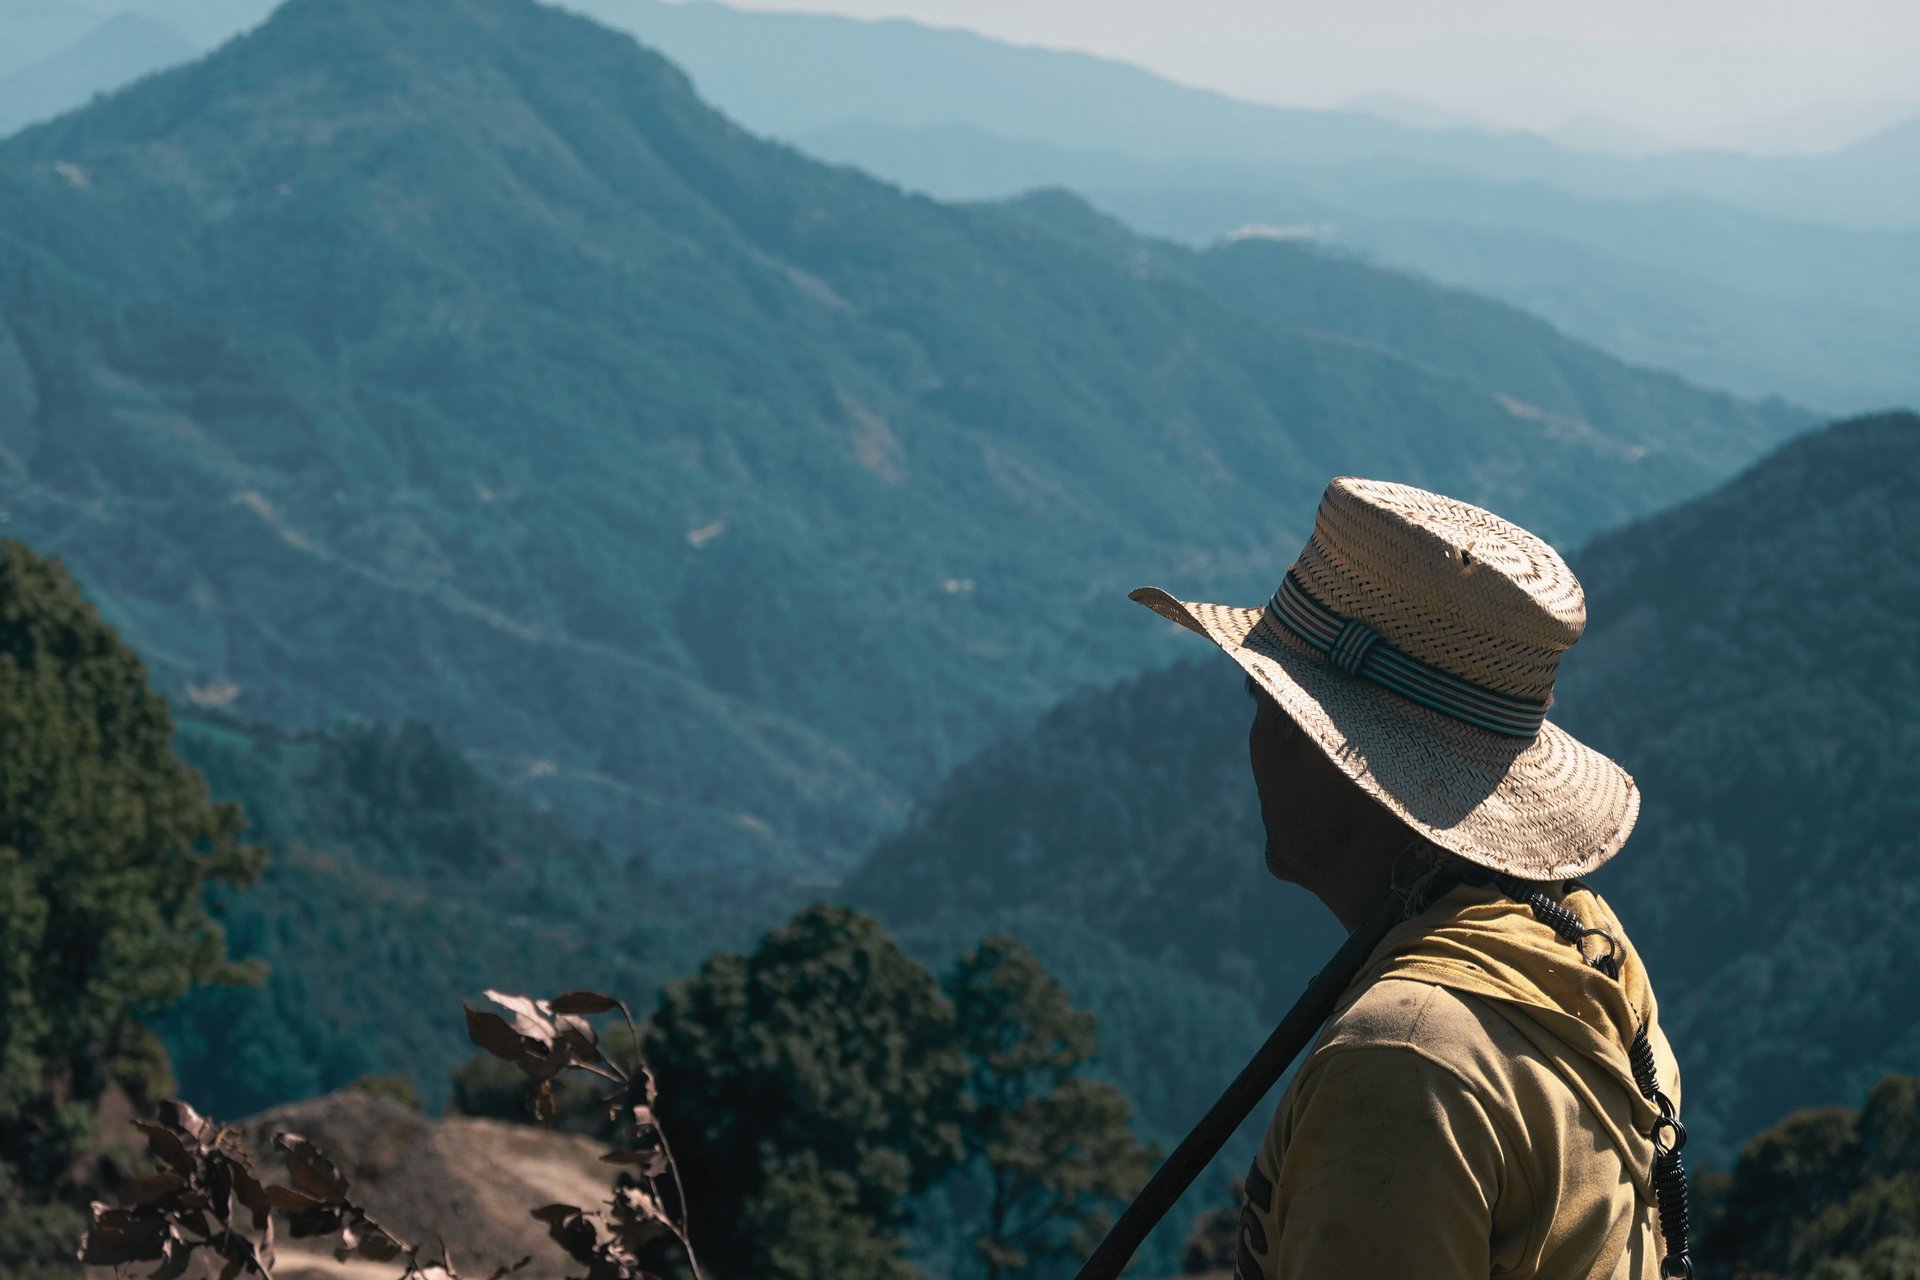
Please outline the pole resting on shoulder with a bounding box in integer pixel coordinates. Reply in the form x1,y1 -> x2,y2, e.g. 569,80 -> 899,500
1070,890 -> 1407,1280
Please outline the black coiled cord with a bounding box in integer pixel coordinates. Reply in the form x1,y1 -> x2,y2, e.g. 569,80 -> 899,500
1630,1023 -> 1693,1279
1496,876 -> 1626,979
1653,1147 -> 1692,1278
1628,1021 -> 1662,1098
1502,880 -> 1692,1279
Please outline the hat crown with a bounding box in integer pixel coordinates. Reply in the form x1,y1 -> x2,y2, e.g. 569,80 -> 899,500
1286,478 -> 1585,703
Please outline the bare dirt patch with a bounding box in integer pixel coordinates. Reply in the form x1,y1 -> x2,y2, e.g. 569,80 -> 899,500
238,1092 -> 617,1280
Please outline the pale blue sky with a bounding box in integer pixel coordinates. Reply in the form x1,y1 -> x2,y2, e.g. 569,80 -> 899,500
701,0 -> 1920,151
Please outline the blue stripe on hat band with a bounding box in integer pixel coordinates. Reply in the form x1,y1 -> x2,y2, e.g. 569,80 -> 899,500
1265,572 -> 1549,738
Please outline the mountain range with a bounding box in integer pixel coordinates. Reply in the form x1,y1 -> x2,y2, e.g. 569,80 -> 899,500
6,1 -> 1916,414
849,410 -> 1920,1168
566,0 -> 1920,415
0,0 -> 1806,882
563,0 -> 1920,231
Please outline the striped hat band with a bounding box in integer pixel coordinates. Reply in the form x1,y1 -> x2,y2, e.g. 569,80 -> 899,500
1265,570 -> 1550,739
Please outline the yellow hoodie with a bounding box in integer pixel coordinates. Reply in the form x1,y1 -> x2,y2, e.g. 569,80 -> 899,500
1235,881 -> 1682,1279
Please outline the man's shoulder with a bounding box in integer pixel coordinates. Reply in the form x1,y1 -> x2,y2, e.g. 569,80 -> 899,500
1315,976 -> 1533,1081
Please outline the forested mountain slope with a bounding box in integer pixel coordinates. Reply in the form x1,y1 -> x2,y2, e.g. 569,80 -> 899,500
849,411 -> 1920,1161
0,0 -> 1803,881
158,714 -> 703,1119
1560,411 -> 1920,1155
999,189 -> 1792,481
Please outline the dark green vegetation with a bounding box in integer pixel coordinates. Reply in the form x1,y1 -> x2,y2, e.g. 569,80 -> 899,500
641,906 -> 1148,1280
0,529 -> 1143,1278
842,645 -> 1312,1268
1698,1076 -> 1920,1279
154,713 -> 703,1121
943,936 -> 1154,1279
851,412 -> 1920,1179
1561,410 -> 1920,1158
570,0 -> 1920,413
0,540 -> 259,1280
0,0 -> 1806,884
648,904 -> 966,1280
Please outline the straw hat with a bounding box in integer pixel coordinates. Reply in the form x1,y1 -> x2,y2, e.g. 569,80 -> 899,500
1131,477 -> 1636,879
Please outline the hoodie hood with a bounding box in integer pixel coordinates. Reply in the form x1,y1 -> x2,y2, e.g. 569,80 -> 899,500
1357,881 -> 1674,1200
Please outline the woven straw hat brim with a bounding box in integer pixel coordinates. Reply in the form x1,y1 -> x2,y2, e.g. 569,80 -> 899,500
1131,587 -> 1639,880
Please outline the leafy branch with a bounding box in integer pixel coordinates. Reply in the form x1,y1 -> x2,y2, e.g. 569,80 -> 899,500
78,1098 -> 516,1280
462,988 -> 705,1280
79,988 -> 701,1280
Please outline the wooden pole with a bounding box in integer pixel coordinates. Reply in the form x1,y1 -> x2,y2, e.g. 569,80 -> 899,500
1071,890 -> 1406,1279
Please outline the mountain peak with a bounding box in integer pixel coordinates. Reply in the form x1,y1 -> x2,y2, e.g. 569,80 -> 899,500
260,0 -> 613,58
3,0 -> 756,261
244,0 -> 700,109
8,0 -> 704,166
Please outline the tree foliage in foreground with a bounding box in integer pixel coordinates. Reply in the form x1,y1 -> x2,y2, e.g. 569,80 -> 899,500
947,935 -> 1154,1279
645,904 -> 969,1280
1698,1074 -> 1920,1279
1178,1176 -> 1245,1276
638,907 -> 1154,1280
0,539 -> 261,1278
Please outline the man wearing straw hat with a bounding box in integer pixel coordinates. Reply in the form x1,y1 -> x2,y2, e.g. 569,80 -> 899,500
1130,478 -> 1690,1279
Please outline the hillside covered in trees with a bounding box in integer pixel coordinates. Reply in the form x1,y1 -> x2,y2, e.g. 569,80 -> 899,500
1698,1074 -> 1920,1279
851,410 -> 1920,1162
0,0 -> 1806,884
1561,410 -> 1920,1155
0,540 -> 260,1278
155,714 -> 708,1120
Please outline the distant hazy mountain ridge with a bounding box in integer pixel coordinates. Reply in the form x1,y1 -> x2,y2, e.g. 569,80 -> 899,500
564,0 -> 1920,413
0,11 -> 199,137
565,0 -> 1920,228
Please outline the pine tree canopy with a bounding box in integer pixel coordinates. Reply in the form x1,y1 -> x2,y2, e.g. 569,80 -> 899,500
0,538 -> 261,1276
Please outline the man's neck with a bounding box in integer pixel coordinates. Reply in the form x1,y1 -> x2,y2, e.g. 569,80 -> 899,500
1309,843 -> 1401,933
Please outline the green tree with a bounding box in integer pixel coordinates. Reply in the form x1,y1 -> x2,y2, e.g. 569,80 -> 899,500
1180,1175 -> 1246,1275
1807,1237 -> 1920,1280
946,935 -> 1154,1280
0,540 -> 261,1277
741,1152 -> 921,1280
645,903 -> 967,1280
1699,1076 -> 1920,1280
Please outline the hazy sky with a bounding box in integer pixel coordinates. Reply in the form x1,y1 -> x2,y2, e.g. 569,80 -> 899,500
709,0 -> 1920,150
